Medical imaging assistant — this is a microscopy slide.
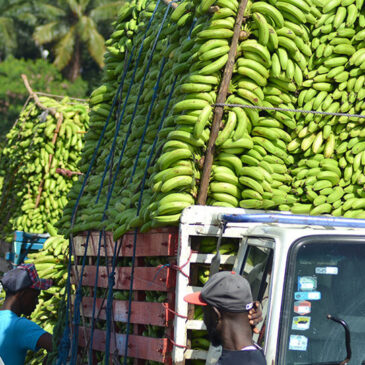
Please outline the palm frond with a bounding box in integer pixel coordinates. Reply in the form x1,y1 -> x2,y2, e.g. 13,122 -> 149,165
53,26 -> 75,70
33,21 -> 68,45
17,12 -> 37,26
67,0 -> 82,18
32,3 -> 67,20
77,16 -> 105,68
0,17 -> 16,54
79,0 -> 91,13
89,1 -> 124,21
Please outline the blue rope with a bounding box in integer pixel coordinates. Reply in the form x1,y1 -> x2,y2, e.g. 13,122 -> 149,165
104,15 -> 173,363
57,48 -> 132,365
122,73 -> 179,365
104,4 -> 174,363
67,48 -> 136,365
122,13 -> 196,363
59,0 -> 191,363
86,2 -> 164,363
129,3 -> 172,183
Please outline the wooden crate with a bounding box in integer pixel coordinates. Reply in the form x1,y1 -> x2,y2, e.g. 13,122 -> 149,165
72,228 -> 179,364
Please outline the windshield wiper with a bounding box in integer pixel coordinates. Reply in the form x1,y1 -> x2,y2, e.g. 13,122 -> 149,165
301,314 -> 351,365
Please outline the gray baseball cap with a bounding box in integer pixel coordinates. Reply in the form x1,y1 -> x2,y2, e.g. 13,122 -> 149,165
184,271 -> 253,312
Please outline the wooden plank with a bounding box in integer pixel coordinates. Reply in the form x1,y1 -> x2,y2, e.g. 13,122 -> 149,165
75,266 -> 175,291
73,297 -> 173,326
78,327 -> 171,363
197,0 -> 249,204
74,228 -> 178,257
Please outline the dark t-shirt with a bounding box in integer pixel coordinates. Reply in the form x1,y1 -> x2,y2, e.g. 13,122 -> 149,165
217,348 -> 267,365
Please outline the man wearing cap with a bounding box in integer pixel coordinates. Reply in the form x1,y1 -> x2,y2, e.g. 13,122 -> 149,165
0,263 -> 53,365
184,271 -> 266,365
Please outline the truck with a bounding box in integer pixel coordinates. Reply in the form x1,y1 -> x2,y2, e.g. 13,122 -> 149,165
172,205 -> 365,365
70,205 -> 365,365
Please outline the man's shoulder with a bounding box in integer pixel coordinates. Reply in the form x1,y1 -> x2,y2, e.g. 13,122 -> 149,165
13,315 -> 43,332
218,348 -> 267,365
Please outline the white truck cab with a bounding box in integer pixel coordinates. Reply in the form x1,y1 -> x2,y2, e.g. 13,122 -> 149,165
173,206 -> 365,365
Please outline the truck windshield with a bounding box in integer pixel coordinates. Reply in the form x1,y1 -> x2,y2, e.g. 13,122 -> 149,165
278,235 -> 365,365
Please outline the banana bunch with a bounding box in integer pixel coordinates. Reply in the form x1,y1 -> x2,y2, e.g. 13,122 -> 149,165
0,96 -> 88,242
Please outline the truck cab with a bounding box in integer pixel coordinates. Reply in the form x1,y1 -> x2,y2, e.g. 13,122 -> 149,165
173,206 -> 365,365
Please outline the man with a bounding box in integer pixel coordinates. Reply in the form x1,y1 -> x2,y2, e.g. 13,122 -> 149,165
0,263 -> 53,365
184,271 -> 267,365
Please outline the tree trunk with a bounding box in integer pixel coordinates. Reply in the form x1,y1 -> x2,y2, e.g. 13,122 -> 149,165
66,38 -> 81,81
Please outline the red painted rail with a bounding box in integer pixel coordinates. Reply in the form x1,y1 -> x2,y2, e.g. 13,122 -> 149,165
74,265 -> 175,291
78,327 -> 171,363
75,297 -> 173,326
73,228 -> 178,257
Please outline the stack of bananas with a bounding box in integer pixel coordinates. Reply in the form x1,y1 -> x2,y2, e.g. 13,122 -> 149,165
58,0 -> 250,239
0,96 -> 88,242
286,0 -> 365,217
60,0 -> 365,241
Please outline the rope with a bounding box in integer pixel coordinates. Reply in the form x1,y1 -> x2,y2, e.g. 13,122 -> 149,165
122,67 -> 178,365
85,43 -> 138,364
57,45 -> 134,365
85,0 -> 170,362
102,2 -> 177,362
70,45 -> 135,362
214,103 -> 365,119
162,303 -> 188,319
168,337 -> 188,349
61,1 -> 185,362
129,5 -> 171,182
120,14 -> 195,362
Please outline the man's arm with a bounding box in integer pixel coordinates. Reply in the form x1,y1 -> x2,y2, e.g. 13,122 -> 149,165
37,332 -> 53,352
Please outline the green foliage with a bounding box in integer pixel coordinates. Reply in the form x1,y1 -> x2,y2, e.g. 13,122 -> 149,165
0,0 -> 38,60
33,0 -> 124,80
0,56 -> 88,138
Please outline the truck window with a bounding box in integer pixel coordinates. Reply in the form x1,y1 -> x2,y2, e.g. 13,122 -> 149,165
239,239 -> 273,347
278,235 -> 365,365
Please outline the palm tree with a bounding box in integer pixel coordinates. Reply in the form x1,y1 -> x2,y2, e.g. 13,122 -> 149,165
33,0 -> 124,81
0,0 -> 37,60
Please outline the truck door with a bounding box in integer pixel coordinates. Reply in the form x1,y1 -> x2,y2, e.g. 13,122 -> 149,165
277,235 -> 365,365
234,237 -> 274,348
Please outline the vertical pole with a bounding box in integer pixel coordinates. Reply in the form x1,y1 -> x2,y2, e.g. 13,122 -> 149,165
196,0 -> 249,205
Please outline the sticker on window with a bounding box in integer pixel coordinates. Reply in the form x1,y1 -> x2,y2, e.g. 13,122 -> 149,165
315,266 -> 338,275
294,291 -> 321,301
298,276 -> 317,291
289,335 -> 308,351
294,300 -> 311,315
292,316 -> 311,331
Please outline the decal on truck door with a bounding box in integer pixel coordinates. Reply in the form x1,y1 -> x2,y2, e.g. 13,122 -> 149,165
294,291 -> 321,301
289,335 -> 308,351
291,316 -> 311,331
315,266 -> 338,275
298,276 -> 317,291
294,300 -> 311,315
